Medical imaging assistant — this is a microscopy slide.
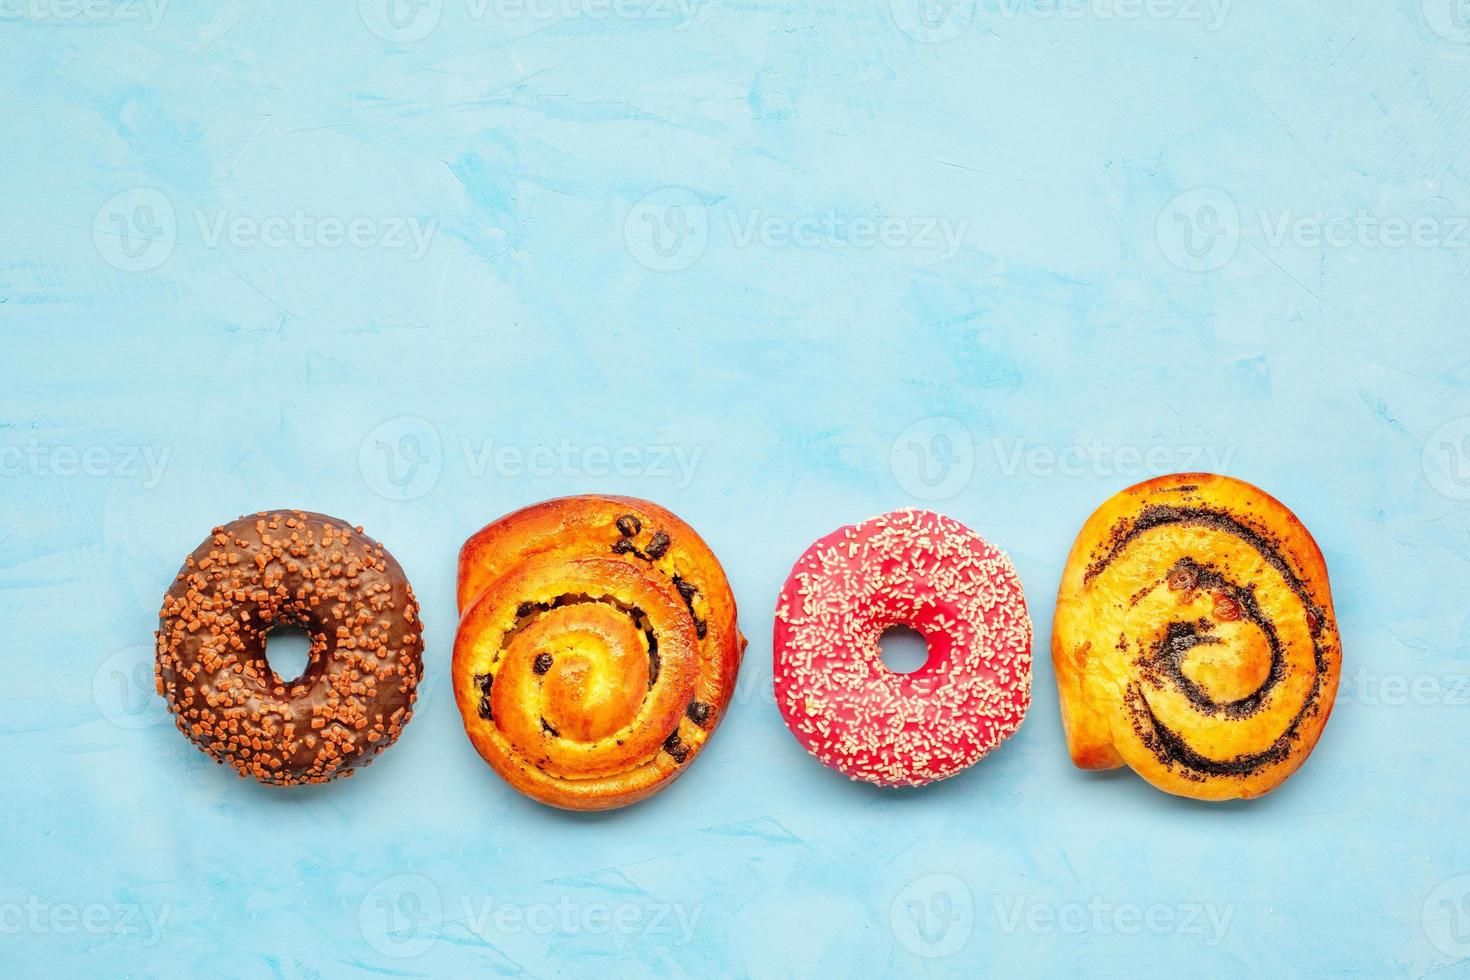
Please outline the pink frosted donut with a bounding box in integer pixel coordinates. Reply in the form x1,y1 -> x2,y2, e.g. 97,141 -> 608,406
773,509 -> 1032,787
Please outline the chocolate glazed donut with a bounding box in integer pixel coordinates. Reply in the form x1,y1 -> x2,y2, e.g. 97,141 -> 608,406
1052,474 -> 1341,801
155,511 -> 423,786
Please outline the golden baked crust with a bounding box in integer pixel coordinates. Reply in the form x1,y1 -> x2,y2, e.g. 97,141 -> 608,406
1052,473 -> 1341,801
453,495 -> 745,810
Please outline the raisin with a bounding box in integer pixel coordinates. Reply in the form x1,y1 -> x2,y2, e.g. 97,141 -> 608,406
1214,595 -> 1241,622
673,575 -> 698,603
477,696 -> 492,720
686,701 -> 712,727
1167,564 -> 1197,592
1306,609 -> 1322,635
474,672 -> 493,693
611,538 -> 637,556
646,531 -> 670,559
516,602 -> 535,618
670,744 -> 689,764
663,730 -> 682,753
533,653 -> 553,674
616,515 -> 641,537
694,618 -> 707,639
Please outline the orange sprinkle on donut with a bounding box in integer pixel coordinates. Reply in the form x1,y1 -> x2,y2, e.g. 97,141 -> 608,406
154,510 -> 423,787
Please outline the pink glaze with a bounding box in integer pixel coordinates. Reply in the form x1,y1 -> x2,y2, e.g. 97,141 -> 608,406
773,508 -> 1032,787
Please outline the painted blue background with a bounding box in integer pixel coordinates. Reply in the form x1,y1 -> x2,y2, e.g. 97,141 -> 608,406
4,1 -> 1470,976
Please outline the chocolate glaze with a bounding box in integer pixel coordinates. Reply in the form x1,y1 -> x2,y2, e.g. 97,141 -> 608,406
155,511 -> 423,786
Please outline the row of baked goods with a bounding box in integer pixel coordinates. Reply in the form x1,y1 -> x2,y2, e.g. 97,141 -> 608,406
154,473 -> 1341,807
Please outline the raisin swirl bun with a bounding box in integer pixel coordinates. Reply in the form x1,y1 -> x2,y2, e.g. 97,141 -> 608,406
1052,474 -> 1341,801
453,496 -> 745,810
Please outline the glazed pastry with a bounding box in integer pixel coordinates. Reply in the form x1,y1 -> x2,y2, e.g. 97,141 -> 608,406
454,496 -> 745,810
1052,473 -> 1341,801
773,509 -> 1032,787
155,511 -> 423,785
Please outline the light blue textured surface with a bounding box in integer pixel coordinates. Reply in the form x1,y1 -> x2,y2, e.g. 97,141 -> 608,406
3,2 -> 1470,977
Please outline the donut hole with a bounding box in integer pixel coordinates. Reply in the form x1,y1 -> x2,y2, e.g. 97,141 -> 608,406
878,624 -> 931,674
264,625 -> 314,685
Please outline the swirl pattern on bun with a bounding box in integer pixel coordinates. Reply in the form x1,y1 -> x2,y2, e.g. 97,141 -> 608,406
1052,474 -> 1341,801
454,496 -> 744,810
